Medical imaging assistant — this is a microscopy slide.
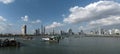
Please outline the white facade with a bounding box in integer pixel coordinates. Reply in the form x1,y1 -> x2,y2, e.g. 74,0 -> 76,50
22,25 -> 27,35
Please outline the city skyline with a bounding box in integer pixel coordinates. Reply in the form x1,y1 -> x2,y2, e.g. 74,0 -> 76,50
0,0 -> 120,34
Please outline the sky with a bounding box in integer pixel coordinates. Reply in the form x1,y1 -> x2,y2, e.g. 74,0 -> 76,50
0,0 -> 120,34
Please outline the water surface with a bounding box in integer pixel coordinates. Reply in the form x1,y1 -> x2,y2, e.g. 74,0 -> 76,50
0,36 -> 120,54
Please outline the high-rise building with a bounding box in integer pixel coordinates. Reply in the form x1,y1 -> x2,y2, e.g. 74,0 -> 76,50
34,28 -> 40,35
41,25 -> 46,35
67,28 -> 74,35
79,30 -> 84,35
41,25 -> 43,35
60,30 -> 67,35
60,30 -> 64,35
52,29 -> 54,35
43,26 -> 45,35
22,25 -> 27,35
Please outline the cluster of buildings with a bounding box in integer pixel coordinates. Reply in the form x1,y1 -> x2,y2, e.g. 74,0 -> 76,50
60,28 -> 74,35
21,25 -> 46,36
56,28 -> 120,36
34,25 -> 45,35
21,24 -> 120,36
60,29 -> 85,35
21,25 -> 77,36
89,28 -> 120,35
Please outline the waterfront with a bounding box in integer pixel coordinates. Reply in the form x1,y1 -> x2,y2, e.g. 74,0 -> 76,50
0,36 -> 120,54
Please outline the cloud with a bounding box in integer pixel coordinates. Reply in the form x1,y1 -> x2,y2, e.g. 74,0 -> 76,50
78,16 -> 120,30
63,1 -> 120,24
0,0 -> 15,4
31,19 -> 41,24
7,23 -> 13,27
0,16 -> 10,32
89,16 -> 120,26
0,17 -> 15,34
21,15 -> 29,22
21,15 -> 41,25
0,26 -> 5,31
0,22 -> 13,32
0,16 -> 7,22
100,0 -> 115,1
46,22 -> 64,29
78,25 -> 92,30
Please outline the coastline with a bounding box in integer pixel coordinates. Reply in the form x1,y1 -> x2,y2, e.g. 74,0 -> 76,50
1,34 -> 120,38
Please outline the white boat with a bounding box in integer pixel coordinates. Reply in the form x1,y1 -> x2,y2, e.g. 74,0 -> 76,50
42,38 -> 49,41
9,38 -> 15,40
41,36 -> 59,42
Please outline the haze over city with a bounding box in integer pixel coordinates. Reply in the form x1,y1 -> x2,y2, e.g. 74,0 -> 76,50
0,0 -> 120,34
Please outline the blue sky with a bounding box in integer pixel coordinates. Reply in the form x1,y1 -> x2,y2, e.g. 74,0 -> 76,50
0,0 -> 98,23
0,0 -> 120,34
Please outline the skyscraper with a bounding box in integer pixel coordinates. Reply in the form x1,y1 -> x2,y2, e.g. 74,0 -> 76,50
67,28 -> 73,35
41,25 -> 46,35
22,25 -> 27,35
52,29 -> 54,35
41,25 -> 43,35
35,28 -> 40,35
43,26 -> 45,35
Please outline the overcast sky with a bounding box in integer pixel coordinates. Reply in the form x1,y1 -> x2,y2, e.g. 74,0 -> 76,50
0,0 -> 120,34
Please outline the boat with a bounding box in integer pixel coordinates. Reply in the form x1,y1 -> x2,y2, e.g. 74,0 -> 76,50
42,38 -> 50,41
42,36 -> 60,42
23,36 -> 33,40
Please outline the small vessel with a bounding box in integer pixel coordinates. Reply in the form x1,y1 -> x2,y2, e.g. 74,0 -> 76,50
42,38 -> 50,41
23,36 -> 33,40
42,36 -> 60,42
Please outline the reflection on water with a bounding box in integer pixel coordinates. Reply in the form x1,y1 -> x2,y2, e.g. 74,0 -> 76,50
0,36 -> 120,54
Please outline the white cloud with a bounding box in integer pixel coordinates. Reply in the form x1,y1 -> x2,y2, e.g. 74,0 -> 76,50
31,19 -> 41,24
46,22 -> 64,29
0,16 -> 14,33
7,23 -> 13,27
79,16 -> 120,30
21,15 -> 29,22
89,16 -> 120,27
0,16 -> 7,22
0,23 -> 13,32
100,0 -> 115,1
0,0 -> 15,4
0,16 -> 9,32
0,26 -> 5,31
64,1 -> 120,24
78,25 -> 98,31
79,26 -> 84,30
